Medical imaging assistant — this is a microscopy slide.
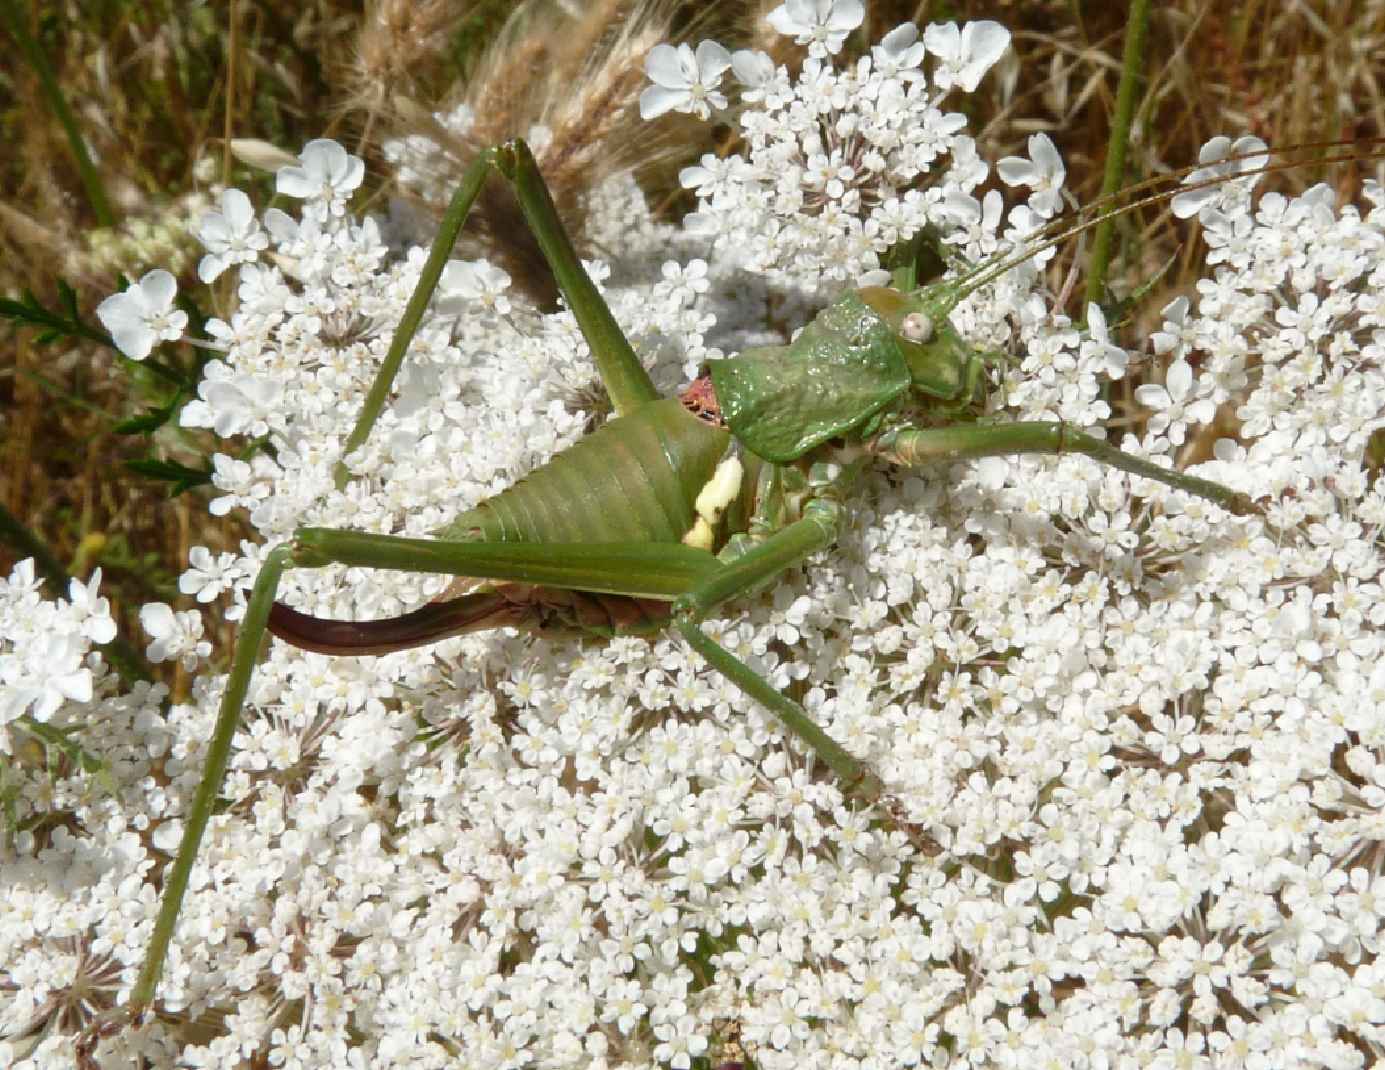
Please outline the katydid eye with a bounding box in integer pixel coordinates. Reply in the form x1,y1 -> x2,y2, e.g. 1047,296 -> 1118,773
901,312 -> 933,343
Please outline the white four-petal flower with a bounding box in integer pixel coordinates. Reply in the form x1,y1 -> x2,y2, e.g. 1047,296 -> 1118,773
95,269 -> 188,360
766,0 -> 865,58
922,20 -> 1011,92
640,41 -> 734,121
275,139 -> 365,215
140,602 -> 212,670
997,132 -> 1067,218
196,188 -> 268,283
1134,359 -> 1218,445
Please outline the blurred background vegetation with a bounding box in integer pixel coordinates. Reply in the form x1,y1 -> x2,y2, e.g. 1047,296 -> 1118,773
1,0 -> 1381,692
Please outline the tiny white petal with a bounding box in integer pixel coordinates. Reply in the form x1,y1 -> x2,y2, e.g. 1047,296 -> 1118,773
141,270 -> 178,307
1165,359 -> 1194,399
693,40 -> 733,79
153,820 -> 184,852
645,43 -> 692,88
731,49 -> 775,87
140,602 -> 176,638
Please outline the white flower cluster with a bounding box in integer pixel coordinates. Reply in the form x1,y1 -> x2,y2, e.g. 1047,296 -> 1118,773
7,4 -> 1385,1068
646,9 -> 1016,303
0,560 -> 117,735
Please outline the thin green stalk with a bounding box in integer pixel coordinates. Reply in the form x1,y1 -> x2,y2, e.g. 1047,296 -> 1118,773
0,0 -> 115,227
1082,0 -> 1151,316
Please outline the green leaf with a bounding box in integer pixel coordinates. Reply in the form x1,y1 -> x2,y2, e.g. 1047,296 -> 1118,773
115,394 -> 182,435
125,457 -> 213,495
0,283 -> 113,348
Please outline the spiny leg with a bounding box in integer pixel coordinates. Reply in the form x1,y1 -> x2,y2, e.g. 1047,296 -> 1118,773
95,526 -> 725,1042
673,483 -> 884,803
274,520 -> 884,799
876,420 -> 1261,517
81,546 -> 294,1046
335,139 -> 659,488
96,141 -> 665,1043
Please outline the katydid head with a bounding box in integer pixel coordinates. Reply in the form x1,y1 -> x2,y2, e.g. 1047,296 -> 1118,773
702,281 -> 992,463
855,136 -> 1385,422
857,284 -> 986,406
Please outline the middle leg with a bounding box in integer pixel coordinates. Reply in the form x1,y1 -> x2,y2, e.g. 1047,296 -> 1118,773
875,420 -> 1261,517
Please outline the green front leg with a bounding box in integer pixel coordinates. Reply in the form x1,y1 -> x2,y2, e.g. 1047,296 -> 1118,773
673,499 -> 884,802
336,139 -> 659,488
878,421 -> 1260,517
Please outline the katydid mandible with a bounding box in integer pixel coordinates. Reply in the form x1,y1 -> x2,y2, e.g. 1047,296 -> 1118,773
115,138 -> 1264,1029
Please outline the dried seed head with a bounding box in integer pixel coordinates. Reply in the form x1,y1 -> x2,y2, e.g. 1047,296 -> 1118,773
348,0 -> 457,124
373,0 -> 684,308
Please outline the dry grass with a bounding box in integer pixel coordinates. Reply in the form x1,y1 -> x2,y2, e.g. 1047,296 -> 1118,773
1,0 -> 1382,691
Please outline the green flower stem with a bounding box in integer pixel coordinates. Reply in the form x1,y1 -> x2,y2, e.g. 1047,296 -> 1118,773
1083,0 -> 1151,316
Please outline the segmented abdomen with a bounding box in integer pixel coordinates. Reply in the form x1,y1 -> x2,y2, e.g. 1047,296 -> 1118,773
435,398 -> 730,545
